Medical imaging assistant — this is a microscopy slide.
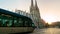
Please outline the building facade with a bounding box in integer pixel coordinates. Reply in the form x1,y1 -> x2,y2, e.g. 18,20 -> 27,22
30,0 -> 43,28
15,9 -> 33,20
15,0 -> 44,28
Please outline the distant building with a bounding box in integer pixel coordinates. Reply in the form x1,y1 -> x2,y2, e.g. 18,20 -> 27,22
15,9 -> 26,15
15,9 -> 33,20
15,0 -> 44,28
52,21 -> 60,27
30,0 -> 43,28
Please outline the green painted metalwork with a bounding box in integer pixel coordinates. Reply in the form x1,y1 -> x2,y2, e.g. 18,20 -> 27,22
0,13 -> 34,27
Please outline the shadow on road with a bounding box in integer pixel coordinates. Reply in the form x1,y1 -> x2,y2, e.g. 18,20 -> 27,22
9,33 -> 29,34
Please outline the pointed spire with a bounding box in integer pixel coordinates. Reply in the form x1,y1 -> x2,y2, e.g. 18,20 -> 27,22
31,0 -> 33,6
35,0 -> 38,7
35,0 -> 39,10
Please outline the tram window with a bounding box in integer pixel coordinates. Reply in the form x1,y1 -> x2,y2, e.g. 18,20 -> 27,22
14,17 -> 17,26
0,20 -> 3,26
24,20 -> 29,27
14,17 -> 23,27
0,14 -> 2,22
0,14 -> 13,27
14,20 -> 17,26
8,17 -> 13,27
28,21 -> 32,27
32,23 -> 35,27
2,16 -> 8,26
0,15 -> 4,26
14,20 -> 17,23
19,18 -> 23,26
28,20 -> 32,27
0,19 -> 1,21
24,21 -> 27,26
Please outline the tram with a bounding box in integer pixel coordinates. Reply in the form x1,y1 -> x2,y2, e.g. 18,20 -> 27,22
0,8 -> 35,33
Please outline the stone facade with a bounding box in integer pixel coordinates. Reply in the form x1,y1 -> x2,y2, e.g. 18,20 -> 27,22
30,0 -> 43,28
15,0 -> 43,28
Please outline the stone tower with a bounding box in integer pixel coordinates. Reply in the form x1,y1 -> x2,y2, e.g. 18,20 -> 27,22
30,0 -> 42,28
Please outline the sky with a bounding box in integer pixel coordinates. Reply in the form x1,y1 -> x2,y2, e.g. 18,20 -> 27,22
0,0 -> 60,22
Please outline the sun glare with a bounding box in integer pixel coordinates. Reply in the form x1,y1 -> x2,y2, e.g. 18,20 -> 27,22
46,22 -> 52,25
42,14 -> 57,24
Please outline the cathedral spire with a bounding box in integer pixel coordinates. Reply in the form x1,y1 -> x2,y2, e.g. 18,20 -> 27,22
35,0 -> 38,9
30,0 -> 42,28
31,0 -> 33,6
35,0 -> 37,7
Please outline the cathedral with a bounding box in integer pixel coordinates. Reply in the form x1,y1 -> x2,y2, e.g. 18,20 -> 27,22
30,0 -> 43,28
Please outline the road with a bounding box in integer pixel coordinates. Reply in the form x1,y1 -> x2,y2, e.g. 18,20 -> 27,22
29,28 -> 60,34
